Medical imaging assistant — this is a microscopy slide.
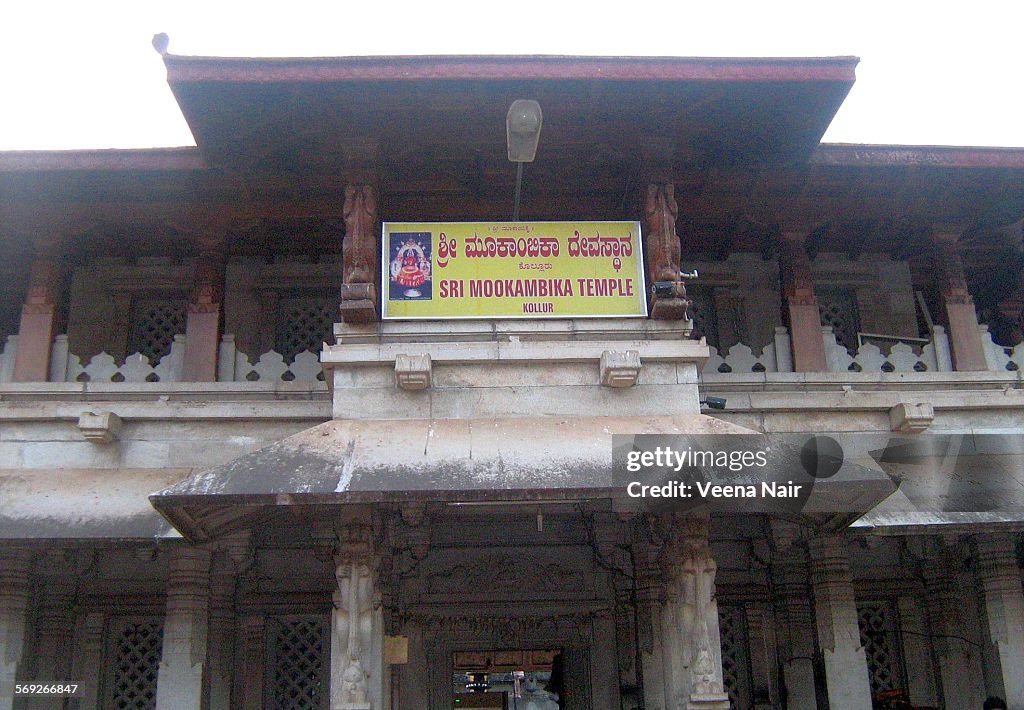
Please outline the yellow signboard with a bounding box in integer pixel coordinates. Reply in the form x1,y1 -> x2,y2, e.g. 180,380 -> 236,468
382,221 -> 647,319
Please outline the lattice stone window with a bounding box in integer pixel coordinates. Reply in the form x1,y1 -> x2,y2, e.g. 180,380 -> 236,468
689,285 -> 720,350
128,299 -> 187,363
102,617 -> 163,710
718,605 -> 753,709
266,615 -> 329,710
276,297 -> 334,363
857,600 -> 906,697
818,286 -> 861,354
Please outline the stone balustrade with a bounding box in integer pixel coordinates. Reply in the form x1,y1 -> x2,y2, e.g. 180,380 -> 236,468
4,324 -> 1018,384
980,325 -> 1024,371
822,325 -> 952,374
216,334 -> 325,382
49,334 -> 187,383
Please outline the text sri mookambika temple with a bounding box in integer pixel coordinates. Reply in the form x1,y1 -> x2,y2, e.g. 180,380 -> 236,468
1,48 -> 1024,710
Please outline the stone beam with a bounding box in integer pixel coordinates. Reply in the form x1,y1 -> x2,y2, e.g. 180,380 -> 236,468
933,232 -> 987,371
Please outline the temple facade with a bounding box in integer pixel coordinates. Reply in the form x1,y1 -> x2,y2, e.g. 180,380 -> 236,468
1,52 -> 1023,710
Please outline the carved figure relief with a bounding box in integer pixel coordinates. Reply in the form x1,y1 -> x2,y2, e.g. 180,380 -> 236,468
332,557 -> 376,708
342,184 -> 377,286
644,183 -> 682,283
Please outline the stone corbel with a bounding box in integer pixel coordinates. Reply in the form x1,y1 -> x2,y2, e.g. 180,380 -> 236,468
600,350 -> 642,388
889,402 -> 935,433
395,353 -> 432,390
78,410 -> 122,443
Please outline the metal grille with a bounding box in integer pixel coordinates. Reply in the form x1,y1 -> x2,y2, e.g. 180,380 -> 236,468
275,298 -> 334,363
128,299 -> 187,362
103,617 -> 163,710
266,616 -> 328,710
818,287 -> 861,354
719,605 -> 752,709
689,285 -> 720,349
857,601 -> 905,696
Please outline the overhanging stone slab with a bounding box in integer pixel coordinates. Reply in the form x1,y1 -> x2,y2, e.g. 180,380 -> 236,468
152,415 -> 752,541
0,468 -> 192,539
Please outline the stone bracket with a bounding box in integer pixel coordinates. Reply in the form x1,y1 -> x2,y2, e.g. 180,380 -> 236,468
395,353 -> 432,390
889,402 -> 934,433
78,410 -> 122,443
600,350 -> 642,388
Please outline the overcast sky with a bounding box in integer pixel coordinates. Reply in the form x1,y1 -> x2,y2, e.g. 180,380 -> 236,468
1,1 -> 1022,151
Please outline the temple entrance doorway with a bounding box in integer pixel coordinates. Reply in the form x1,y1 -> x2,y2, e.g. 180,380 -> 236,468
452,649 -> 562,709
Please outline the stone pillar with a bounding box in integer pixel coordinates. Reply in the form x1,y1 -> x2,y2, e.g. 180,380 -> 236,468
155,546 -> 212,710
633,538 -> 668,710
26,557 -> 76,710
976,533 -> 1024,707
921,538 -> 985,709
206,556 -> 236,709
933,232 -> 987,370
70,613 -> 104,710
808,535 -> 872,710
745,604 -> 777,709
894,597 -> 938,707
774,558 -> 819,709
13,238 -> 62,382
660,514 -> 730,710
778,231 -> 827,371
0,549 -> 32,710
340,184 -> 380,324
235,616 -> 265,710
183,236 -> 226,382
331,520 -> 386,710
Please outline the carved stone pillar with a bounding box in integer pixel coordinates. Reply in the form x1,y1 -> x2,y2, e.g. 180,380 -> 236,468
643,183 -> 689,320
183,236 -> 227,382
975,533 -> 1024,708
155,546 -> 212,710
207,537 -> 249,710
13,237 -> 62,382
779,231 -> 827,371
633,537 -> 667,710
331,520 -> 386,710
235,616 -> 265,710
0,549 -> 32,710
770,522 -> 819,710
921,537 -> 985,709
26,553 -> 76,710
340,184 -> 380,324
660,514 -> 730,710
808,535 -> 872,710
69,612 -> 104,710
933,232 -> 987,370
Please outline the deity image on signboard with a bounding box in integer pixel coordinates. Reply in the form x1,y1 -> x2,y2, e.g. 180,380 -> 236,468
389,232 -> 433,301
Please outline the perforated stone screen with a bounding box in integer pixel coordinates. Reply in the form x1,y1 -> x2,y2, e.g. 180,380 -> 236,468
857,600 -> 905,696
128,299 -> 187,363
266,615 -> 329,710
718,605 -> 752,709
102,617 -> 163,710
276,298 -> 334,363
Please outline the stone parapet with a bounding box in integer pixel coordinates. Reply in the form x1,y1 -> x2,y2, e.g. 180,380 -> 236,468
325,319 -> 708,420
